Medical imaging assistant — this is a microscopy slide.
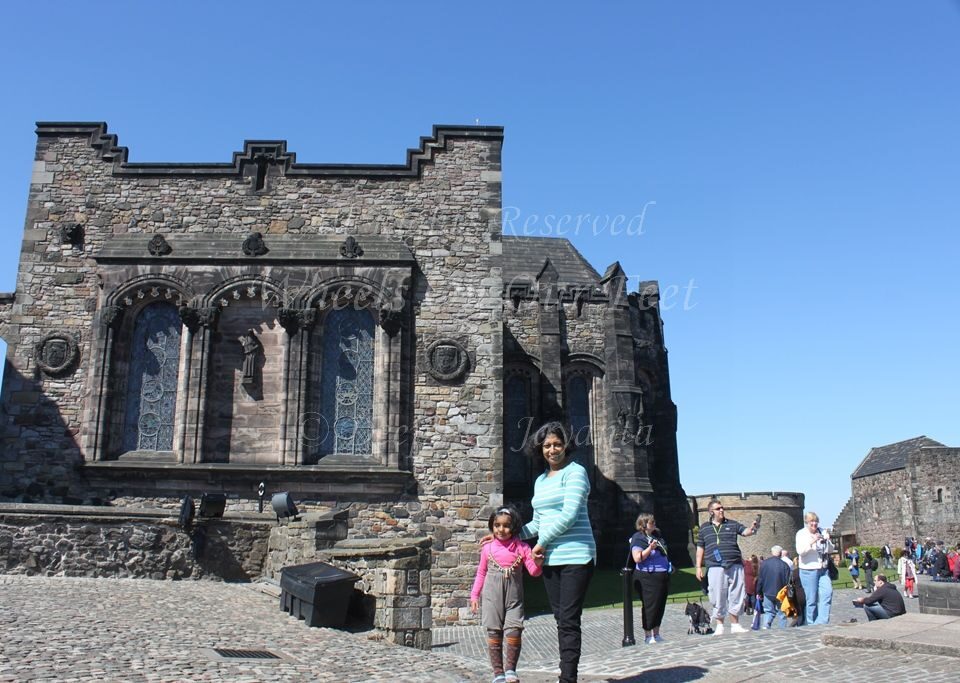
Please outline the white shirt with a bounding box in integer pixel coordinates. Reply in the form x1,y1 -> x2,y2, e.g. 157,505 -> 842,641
796,526 -> 835,570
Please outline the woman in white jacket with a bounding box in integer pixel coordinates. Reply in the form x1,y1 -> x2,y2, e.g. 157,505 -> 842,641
795,512 -> 835,625
897,553 -> 917,598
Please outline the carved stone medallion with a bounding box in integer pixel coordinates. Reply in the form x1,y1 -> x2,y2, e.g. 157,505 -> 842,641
426,338 -> 469,382
34,332 -> 80,376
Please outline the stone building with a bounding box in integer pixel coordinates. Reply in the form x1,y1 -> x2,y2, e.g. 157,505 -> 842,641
0,122 -> 688,624
691,492 -> 804,561
833,436 -> 960,548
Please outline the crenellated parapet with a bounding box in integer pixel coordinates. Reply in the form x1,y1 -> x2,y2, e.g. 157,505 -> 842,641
35,122 -> 504,179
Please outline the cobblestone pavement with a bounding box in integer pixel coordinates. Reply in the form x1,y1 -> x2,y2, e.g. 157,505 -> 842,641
435,586 -> 960,682
0,576 -> 479,683
2,576 -> 958,682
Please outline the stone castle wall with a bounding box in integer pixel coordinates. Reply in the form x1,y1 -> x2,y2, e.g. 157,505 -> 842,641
909,447 -> 960,543
692,492 -> 804,560
0,122 -> 691,626
850,469 -> 913,547
0,504 -> 270,580
0,124 -> 504,624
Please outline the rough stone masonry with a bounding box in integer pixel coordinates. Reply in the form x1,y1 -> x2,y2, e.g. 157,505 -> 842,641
0,123 -> 689,625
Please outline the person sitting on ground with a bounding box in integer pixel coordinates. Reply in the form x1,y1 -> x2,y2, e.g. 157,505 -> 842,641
934,543 -> 953,581
853,575 -> 906,621
758,546 -> 792,629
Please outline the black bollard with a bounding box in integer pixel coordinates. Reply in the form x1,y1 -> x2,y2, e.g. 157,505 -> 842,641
621,566 -> 636,646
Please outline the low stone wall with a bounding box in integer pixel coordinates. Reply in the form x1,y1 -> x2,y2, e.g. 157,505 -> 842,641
0,503 -> 272,580
317,537 -> 433,649
0,503 -> 434,648
265,508 -> 350,579
918,580 -> 960,616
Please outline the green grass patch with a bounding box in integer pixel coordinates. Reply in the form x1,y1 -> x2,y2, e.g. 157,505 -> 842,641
522,566 -> 902,615
523,567 -> 707,615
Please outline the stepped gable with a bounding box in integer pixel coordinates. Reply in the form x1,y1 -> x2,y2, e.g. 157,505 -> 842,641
833,496 -> 855,535
851,435 -> 945,479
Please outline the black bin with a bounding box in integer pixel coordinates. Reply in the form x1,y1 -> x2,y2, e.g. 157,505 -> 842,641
280,561 -> 360,628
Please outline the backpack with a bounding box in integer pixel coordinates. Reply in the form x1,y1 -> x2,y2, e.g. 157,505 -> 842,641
870,558 -> 878,571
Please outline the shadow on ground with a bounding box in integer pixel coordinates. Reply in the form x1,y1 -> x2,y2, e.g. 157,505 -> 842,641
610,666 -> 709,682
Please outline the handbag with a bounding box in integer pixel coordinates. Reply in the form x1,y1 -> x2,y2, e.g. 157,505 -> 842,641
750,594 -> 763,630
826,556 -> 839,581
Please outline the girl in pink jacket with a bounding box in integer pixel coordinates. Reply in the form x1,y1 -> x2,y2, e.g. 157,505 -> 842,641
471,506 -> 543,683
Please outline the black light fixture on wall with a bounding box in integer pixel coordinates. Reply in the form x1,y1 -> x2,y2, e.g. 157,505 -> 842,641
271,492 -> 299,522
199,493 -> 227,518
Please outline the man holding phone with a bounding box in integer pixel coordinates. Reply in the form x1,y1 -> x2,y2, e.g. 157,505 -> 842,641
695,499 -> 760,635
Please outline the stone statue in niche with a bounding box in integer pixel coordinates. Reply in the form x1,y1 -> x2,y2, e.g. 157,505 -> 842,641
240,329 -> 261,386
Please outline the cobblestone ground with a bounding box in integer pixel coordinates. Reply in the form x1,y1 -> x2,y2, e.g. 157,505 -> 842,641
1,576 -> 958,682
0,576 -> 480,683
435,586 -> 960,682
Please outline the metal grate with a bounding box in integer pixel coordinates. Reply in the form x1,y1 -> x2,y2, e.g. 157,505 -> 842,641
213,648 -> 280,660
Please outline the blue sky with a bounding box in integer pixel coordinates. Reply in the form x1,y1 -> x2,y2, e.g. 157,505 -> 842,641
2,2 -> 958,528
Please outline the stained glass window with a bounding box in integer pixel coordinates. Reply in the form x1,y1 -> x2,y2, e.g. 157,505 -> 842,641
122,302 -> 181,452
318,308 -> 374,456
504,374 -> 532,487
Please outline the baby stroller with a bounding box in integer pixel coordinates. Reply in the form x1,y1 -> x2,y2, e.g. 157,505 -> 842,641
685,601 -> 713,635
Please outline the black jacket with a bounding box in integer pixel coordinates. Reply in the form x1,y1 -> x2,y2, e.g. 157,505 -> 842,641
862,582 -> 906,617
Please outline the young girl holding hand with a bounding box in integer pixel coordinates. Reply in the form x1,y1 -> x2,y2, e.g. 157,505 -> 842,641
471,506 -> 543,683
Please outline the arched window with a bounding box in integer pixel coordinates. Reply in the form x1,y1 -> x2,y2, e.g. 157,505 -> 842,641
937,488 -> 943,503
565,369 -> 599,480
317,308 -> 374,457
122,302 -> 181,452
504,374 -> 532,486
567,375 -> 592,452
